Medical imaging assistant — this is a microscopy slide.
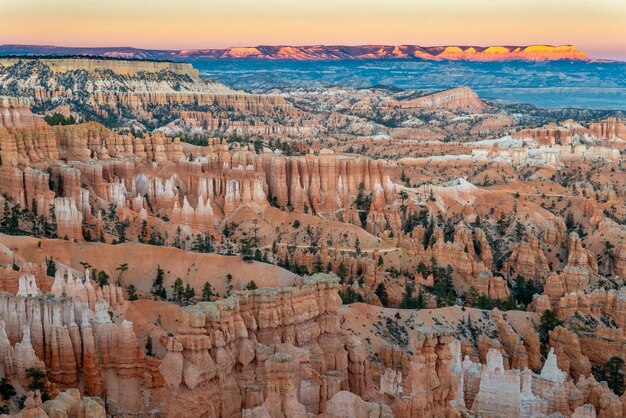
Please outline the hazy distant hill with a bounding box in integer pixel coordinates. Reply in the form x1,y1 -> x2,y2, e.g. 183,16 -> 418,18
0,43 -> 594,62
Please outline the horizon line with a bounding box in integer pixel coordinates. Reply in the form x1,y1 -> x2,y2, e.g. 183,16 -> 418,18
1,42 -> 624,62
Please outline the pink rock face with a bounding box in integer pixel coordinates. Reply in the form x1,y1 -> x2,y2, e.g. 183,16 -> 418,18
455,346 -> 621,418
566,232 -> 596,272
504,234 -> 550,280
588,118 -> 626,140
0,97 -> 59,167
513,125 -> 574,146
157,276 -> 376,416
398,87 -> 487,113
613,243 -> 626,278
549,327 -> 592,378
321,391 -> 393,417
54,197 -> 83,241
0,53 -> 625,418
0,293 -> 160,404
0,96 -> 48,131
41,388 -> 106,418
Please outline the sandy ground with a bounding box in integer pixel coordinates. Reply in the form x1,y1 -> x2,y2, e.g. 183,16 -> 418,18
0,233 -> 298,295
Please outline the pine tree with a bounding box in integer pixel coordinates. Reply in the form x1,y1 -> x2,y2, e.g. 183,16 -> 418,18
173,227 -> 183,249
375,283 -> 389,306
172,278 -> 184,304
239,237 -> 253,261
337,262 -> 347,282
96,271 -> 109,287
594,357 -> 625,395
139,220 -> 148,243
183,283 -> 195,304
126,284 -> 138,301
464,286 -> 480,307
46,204 -> 56,237
151,265 -> 167,299
45,258 -> 56,277
1,201 -> 19,234
399,283 -> 425,309
145,336 -> 154,357
565,211 -> 575,232
201,282 -> 213,301
225,273 -> 234,296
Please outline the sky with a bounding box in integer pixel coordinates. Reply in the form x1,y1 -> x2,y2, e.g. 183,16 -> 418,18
1,0 -> 625,60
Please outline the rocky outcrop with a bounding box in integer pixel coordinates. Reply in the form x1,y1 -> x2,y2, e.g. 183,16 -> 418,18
434,45 -> 588,62
613,243 -> 626,278
566,233 -> 597,272
392,333 -> 459,417
513,124 -> 573,146
54,197 -> 83,241
398,87 -> 487,113
549,326 -> 592,378
0,97 -> 58,166
319,391 -> 393,418
459,346 -> 620,418
0,58 -> 296,135
0,293 -> 161,410
3,388 -> 105,418
588,118 -> 626,140
0,97 -> 47,131
504,234 -> 550,281
49,269 -> 126,310
158,275 -> 372,416
41,388 -> 105,418
469,348 -> 547,417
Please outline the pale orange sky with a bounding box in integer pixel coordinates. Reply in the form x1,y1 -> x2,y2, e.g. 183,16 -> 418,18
1,0 -> 625,59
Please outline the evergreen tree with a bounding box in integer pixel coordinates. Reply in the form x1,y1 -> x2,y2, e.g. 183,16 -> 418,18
151,265 -> 167,299
565,211 -> 575,232
0,377 -> 16,400
173,227 -> 183,249
1,201 -> 19,234
464,286 -> 480,307
96,271 -> 109,287
354,237 -> 361,255
183,283 -> 195,304
45,258 -> 56,277
116,263 -> 128,286
239,237 -> 253,261
115,220 -> 130,244
375,283 -> 389,306
26,367 -> 47,392
172,278 -> 184,304
512,276 -> 540,306
338,287 -> 364,304
201,282 -> 213,301
192,233 -> 213,253
126,284 -> 139,301
514,222 -> 526,241
145,336 -> 154,357
354,183 -> 372,228
225,273 -> 233,296
593,357 -> 625,396
399,283 -> 425,309
138,220 -> 148,243
337,262 -> 347,282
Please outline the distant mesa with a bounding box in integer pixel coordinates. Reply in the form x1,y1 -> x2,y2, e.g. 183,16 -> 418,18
0,44 -> 592,62
396,86 -> 487,113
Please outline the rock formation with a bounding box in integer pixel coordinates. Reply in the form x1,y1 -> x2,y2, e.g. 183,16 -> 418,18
398,87 -> 487,113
